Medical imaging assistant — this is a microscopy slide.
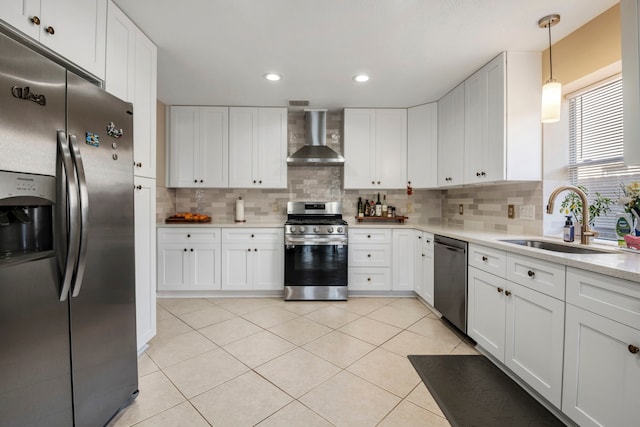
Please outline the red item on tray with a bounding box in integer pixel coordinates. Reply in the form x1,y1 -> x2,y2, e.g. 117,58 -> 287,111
624,234 -> 640,250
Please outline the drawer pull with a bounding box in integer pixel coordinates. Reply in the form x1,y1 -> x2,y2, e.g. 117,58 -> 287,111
251,234 -> 255,238
418,235 -> 422,239
247,248 -> 251,252
505,290 -> 512,296
30,16 -> 41,25
367,234 -> 371,238
497,287 -> 503,293
629,345 -> 640,355
527,270 -> 535,278
482,256 -> 488,262
367,254 -> 371,258
183,248 -> 187,252
187,234 -> 191,238
422,253 -> 426,257
190,248 -> 193,252
367,277 -> 371,282
254,248 -> 258,252
45,26 -> 55,35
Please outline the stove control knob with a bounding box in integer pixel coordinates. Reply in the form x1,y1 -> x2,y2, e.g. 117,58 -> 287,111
313,226 -> 320,233
298,226 -> 306,233
337,227 -> 344,234
327,227 -> 334,233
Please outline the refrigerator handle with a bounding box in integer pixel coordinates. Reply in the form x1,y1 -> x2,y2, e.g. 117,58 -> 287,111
69,134 -> 89,297
57,130 -> 80,302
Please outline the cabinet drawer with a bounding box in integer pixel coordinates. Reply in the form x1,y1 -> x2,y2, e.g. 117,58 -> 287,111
506,253 -> 565,300
349,267 -> 391,291
158,227 -> 221,243
349,228 -> 392,244
349,245 -> 392,267
469,244 -> 506,276
566,268 -> 640,329
222,228 -> 283,244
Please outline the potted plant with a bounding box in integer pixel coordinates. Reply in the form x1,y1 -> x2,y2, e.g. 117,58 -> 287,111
618,181 -> 640,235
559,185 -> 613,233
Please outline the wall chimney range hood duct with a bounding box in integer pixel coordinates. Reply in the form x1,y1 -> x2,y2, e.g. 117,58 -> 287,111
287,109 -> 345,165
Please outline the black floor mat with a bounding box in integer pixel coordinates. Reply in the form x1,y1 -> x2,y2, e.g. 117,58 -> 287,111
408,355 -> 567,427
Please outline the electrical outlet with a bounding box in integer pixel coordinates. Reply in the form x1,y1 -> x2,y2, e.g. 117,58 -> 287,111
459,204 -> 464,215
407,202 -> 414,213
508,204 -> 515,219
272,203 -> 279,213
519,205 -> 536,220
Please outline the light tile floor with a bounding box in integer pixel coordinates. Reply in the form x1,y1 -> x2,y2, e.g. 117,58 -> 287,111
113,297 -> 478,426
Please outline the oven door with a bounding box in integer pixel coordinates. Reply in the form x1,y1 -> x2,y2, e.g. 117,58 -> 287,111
284,239 -> 348,288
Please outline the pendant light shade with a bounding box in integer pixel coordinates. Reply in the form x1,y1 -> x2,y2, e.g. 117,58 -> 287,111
539,14 -> 561,123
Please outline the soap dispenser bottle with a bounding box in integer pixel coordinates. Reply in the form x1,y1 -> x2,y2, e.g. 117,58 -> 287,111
563,216 -> 575,242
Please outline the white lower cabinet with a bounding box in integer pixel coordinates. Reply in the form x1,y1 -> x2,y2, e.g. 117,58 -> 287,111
468,266 -> 507,359
413,232 -> 434,304
392,229 -> 414,292
134,176 -> 155,350
157,228 -> 221,291
348,228 -> 392,291
221,228 -> 283,291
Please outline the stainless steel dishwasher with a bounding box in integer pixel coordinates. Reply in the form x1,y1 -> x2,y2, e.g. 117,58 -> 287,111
434,235 -> 468,334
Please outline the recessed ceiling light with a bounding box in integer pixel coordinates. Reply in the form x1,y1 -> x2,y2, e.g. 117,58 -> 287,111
264,73 -> 281,81
353,74 -> 369,83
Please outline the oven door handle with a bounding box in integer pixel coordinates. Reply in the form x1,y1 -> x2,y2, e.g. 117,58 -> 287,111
285,237 -> 347,246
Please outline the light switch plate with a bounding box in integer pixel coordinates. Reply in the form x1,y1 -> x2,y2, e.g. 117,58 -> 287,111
519,205 -> 536,220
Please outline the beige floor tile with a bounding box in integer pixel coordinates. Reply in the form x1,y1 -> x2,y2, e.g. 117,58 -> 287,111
388,298 -> 434,317
256,348 -> 341,398
151,315 -> 192,342
347,348 -> 421,398
304,305 -> 361,329
158,298 -> 216,316
112,371 -> 184,426
156,305 -> 174,320
268,317 -> 332,346
211,297 -> 278,315
406,383 -> 445,418
223,330 -> 296,368
134,402 -> 210,427
450,341 -> 480,355
163,348 -> 249,398
299,371 -> 400,427
177,305 -> 236,329
303,330 -> 375,368
242,306 -> 299,329
382,330 -> 459,357
191,371 -> 292,426
378,400 -> 451,427
146,331 -> 217,369
330,297 -> 393,315
198,316 -> 263,346
275,300 -> 328,315
137,353 -> 159,377
406,317 -> 463,348
338,316 -> 402,346
366,305 -> 426,329
256,401 -> 333,427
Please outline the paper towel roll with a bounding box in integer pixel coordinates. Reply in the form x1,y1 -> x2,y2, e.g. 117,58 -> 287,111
235,197 -> 245,222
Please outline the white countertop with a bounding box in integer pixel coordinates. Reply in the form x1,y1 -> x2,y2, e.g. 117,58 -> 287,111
158,222 -> 284,228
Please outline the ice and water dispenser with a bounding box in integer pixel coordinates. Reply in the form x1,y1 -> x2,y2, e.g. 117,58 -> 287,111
0,170 -> 55,263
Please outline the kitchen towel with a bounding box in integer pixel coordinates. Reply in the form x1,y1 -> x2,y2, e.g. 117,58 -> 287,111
235,197 -> 245,222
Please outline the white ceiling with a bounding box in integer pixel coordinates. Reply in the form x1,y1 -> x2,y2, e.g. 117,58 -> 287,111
114,0 -> 619,110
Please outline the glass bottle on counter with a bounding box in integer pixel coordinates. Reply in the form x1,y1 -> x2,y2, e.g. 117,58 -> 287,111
364,199 -> 369,216
375,193 -> 382,217
382,195 -> 387,216
357,197 -> 364,218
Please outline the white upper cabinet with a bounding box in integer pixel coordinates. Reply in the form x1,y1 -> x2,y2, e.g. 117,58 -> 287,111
229,107 -> 287,189
168,106 -> 229,188
407,103 -> 438,189
621,0 -> 640,165
437,83 -> 465,187
105,2 -> 135,102
464,52 -> 542,184
344,108 -> 407,189
1,0 -> 107,79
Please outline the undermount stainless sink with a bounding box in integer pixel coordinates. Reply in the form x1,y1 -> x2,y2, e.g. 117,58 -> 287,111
499,239 -> 615,255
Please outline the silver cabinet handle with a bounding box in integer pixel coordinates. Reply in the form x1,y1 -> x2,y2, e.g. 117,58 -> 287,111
69,134 -> 89,298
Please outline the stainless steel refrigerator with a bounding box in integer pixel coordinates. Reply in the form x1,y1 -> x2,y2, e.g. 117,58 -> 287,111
0,30 -> 138,426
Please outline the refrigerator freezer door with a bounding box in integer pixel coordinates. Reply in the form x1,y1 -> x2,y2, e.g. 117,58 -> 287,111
66,72 -> 138,426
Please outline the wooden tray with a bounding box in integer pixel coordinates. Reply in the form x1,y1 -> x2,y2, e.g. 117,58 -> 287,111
165,216 -> 211,224
355,216 -> 408,224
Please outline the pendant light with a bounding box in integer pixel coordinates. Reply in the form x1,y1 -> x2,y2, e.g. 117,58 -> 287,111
539,14 -> 561,123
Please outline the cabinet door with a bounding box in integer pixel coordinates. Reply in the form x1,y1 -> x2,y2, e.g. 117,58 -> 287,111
200,107 -> 229,187
437,83 -> 464,187
407,103 -> 438,189
256,107 -> 287,188
40,0 -> 107,79
622,0 -> 640,166
413,233 -> 424,297
344,108 -> 375,189
105,2 -> 135,102
252,245 -> 283,290
504,282 -> 564,407
467,266 -> 506,361
376,109 -> 407,189
134,176 -> 156,349
392,229 -> 414,291
168,106 -> 198,187
221,245 -> 251,290
157,244 -> 189,291
191,245 -> 221,290
422,237 -> 434,306
229,107 -> 257,187
562,304 -> 640,427
0,0 -> 41,39
464,68 -> 486,184
132,29 -> 157,178
484,54 -> 505,182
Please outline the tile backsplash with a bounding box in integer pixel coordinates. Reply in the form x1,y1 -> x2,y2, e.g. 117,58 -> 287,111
157,108 -> 543,234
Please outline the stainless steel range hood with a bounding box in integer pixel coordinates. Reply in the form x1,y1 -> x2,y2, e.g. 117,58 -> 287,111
287,109 -> 345,165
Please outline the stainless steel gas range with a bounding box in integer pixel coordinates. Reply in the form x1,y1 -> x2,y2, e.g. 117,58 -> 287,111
284,201 -> 348,301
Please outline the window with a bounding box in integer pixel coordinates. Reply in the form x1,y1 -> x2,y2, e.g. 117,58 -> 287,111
568,77 -> 640,239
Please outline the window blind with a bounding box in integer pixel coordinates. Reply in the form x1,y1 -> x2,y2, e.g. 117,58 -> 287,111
568,77 -> 640,239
